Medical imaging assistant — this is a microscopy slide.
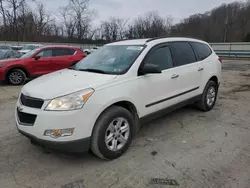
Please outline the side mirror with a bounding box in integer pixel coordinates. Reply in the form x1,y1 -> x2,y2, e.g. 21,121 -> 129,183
138,64 -> 162,75
34,55 -> 41,60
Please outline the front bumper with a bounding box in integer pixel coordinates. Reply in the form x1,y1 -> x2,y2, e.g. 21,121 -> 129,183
15,95 -> 98,153
18,128 -> 90,153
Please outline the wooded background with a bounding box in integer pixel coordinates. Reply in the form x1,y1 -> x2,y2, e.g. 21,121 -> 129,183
0,0 -> 250,44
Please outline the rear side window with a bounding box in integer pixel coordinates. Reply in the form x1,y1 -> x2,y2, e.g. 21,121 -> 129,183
52,49 -> 67,57
52,48 -> 76,57
190,42 -> 212,61
144,46 -> 173,70
170,42 -> 196,66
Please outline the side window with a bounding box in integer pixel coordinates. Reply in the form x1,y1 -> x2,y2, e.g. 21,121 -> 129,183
52,49 -> 73,57
190,42 -> 212,61
170,42 -> 196,66
144,46 -> 173,70
37,49 -> 53,58
67,49 -> 76,55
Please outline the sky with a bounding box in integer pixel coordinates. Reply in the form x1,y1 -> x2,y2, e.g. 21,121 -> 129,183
38,0 -> 245,24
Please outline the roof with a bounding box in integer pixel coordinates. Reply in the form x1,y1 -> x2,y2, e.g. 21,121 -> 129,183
107,39 -> 150,46
39,45 -> 79,50
107,37 -> 207,46
23,44 -> 43,46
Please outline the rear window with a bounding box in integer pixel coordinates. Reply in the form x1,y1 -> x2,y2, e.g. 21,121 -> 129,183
190,42 -> 212,61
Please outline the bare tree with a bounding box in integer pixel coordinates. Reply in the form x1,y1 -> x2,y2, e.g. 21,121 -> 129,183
125,11 -> 172,39
59,0 -> 94,41
34,2 -> 51,36
59,6 -> 76,38
100,17 -> 128,42
6,0 -> 26,39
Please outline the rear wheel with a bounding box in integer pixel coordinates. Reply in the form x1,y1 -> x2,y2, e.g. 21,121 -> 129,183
91,106 -> 136,160
7,69 -> 26,85
196,80 -> 218,111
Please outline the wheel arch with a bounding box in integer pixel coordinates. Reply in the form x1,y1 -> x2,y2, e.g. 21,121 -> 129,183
91,99 -> 140,136
209,75 -> 219,87
5,66 -> 30,80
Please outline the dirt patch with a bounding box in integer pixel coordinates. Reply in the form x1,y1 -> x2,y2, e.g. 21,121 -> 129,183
0,96 -> 18,104
239,73 -> 250,77
222,64 -> 250,71
232,84 -> 250,93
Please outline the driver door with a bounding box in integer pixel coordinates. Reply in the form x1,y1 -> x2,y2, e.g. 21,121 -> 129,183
31,49 -> 53,76
134,44 -> 180,117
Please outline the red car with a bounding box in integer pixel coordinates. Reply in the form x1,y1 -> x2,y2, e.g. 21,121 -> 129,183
0,46 -> 86,85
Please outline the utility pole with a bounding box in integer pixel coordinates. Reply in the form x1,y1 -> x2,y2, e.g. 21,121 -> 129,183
223,16 -> 228,42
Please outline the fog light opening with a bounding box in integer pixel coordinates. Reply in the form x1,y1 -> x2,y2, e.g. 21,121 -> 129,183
44,128 -> 74,138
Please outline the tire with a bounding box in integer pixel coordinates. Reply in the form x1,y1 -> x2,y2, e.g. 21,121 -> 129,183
7,69 -> 26,85
91,106 -> 136,160
196,80 -> 218,111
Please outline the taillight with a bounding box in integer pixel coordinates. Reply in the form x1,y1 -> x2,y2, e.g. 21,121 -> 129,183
218,57 -> 222,63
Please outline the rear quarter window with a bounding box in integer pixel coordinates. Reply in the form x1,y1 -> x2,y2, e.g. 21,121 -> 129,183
190,42 -> 212,61
67,49 -> 76,55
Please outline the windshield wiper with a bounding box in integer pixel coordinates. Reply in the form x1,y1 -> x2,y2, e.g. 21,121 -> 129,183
78,68 -> 108,74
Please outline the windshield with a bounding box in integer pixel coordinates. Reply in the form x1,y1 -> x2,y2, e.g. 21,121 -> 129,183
0,51 -> 7,59
22,45 -> 38,50
74,45 -> 144,74
20,49 -> 38,59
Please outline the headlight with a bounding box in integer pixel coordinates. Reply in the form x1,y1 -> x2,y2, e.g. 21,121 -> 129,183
45,88 -> 94,111
0,62 -> 6,68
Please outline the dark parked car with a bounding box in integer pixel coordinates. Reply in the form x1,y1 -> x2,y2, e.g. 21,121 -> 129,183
0,45 -> 11,50
0,49 -> 20,60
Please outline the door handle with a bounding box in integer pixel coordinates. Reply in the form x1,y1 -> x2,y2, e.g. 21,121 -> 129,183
171,74 -> 179,79
198,67 -> 204,71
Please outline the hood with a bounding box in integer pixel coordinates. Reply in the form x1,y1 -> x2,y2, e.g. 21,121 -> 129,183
0,58 -> 23,64
22,69 -> 118,99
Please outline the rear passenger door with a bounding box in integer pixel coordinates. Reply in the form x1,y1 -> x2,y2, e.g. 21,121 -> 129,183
51,48 -> 76,71
189,42 -> 214,90
169,41 -> 202,101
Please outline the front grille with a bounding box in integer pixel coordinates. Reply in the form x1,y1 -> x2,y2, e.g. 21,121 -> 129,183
20,93 -> 44,109
17,109 -> 37,126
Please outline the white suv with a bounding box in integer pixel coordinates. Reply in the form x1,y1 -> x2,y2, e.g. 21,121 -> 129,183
15,37 -> 221,160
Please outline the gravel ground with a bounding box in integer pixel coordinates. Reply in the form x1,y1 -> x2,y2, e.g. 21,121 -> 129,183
0,60 -> 250,188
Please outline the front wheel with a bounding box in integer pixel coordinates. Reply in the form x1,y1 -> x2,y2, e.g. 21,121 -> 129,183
91,106 -> 136,160
7,69 -> 26,85
196,80 -> 218,111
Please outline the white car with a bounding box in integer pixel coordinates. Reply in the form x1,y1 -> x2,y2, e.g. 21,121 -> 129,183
15,37 -> 221,160
84,46 -> 100,55
19,44 -> 42,55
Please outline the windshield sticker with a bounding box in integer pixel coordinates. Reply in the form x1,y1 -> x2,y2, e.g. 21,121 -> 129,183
127,46 -> 143,50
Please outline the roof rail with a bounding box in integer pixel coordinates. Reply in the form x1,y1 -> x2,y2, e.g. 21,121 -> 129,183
146,36 -> 168,43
